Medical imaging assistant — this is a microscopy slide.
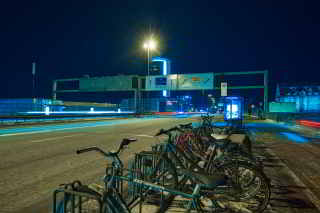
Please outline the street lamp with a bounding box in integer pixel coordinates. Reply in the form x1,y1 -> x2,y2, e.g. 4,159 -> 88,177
143,39 -> 156,112
143,39 -> 156,77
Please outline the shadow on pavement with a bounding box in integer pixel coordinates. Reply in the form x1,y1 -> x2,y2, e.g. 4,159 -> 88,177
270,185 -> 316,209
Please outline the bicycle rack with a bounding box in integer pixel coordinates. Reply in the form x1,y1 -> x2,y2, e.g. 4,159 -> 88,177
53,186 -> 102,213
104,150 -> 168,213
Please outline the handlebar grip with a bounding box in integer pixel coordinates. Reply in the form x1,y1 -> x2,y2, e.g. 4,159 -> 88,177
155,129 -> 165,136
76,149 -> 87,154
155,126 -> 183,136
179,123 -> 193,128
121,138 -> 137,146
76,147 -> 98,154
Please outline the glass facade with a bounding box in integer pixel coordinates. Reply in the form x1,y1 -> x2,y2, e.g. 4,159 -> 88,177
277,96 -> 320,112
276,85 -> 320,112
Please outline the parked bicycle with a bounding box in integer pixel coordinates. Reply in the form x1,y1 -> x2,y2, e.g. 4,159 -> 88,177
152,126 -> 271,212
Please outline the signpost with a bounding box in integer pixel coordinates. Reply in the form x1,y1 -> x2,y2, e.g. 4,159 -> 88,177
145,73 -> 214,91
221,82 -> 227,96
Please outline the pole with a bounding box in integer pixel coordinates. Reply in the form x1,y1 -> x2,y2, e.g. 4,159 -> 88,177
146,47 -> 150,113
32,74 -> 35,98
52,80 -> 57,100
147,47 -> 150,77
264,70 -> 268,113
32,61 -> 36,101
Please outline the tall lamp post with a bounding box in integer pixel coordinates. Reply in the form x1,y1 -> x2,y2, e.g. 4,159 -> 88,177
143,39 -> 156,77
143,39 -> 156,112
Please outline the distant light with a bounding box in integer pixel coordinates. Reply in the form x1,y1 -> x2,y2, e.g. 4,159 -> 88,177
45,106 -> 50,115
170,74 -> 177,80
163,90 -> 167,97
26,111 -> 135,114
163,60 -> 167,75
118,108 -> 121,113
227,104 -> 238,112
298,120 -> 320,128
226,104 -> 239,119
90,107 -> 94,112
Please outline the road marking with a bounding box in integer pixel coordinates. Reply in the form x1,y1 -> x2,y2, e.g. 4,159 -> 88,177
31,134 -> 83,143
0,118 -> 154,137
134,134 -> 154,138
133,135 -> 167,138
0,123 -> 122,137
0,130 -> 53,137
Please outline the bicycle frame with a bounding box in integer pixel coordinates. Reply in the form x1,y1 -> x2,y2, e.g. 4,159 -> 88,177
152,133 -> 230,191
103,156 -> 204,212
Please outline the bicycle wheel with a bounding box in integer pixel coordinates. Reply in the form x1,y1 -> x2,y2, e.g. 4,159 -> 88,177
141,152 -> 178,205
146,152 -> 178,189
101,191 -> 130,213
205,161 -> 270,213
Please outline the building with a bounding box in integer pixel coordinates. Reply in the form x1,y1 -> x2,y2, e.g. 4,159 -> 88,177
275,84 -> 320,112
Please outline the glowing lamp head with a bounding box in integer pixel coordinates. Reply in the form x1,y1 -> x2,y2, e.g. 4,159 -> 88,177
143,39 -> 156,50
148,40 -> 156,50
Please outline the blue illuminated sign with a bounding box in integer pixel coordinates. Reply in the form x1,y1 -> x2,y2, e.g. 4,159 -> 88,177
155,77 -> 167,85
223,96 -> 243,121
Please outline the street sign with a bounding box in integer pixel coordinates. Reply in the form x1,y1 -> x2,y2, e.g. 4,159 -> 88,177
145,73 -> 214,91
221,82 -> 227,96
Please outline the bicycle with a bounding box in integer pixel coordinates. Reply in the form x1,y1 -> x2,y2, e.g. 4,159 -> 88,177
177,122 -> 262,170
152,126 -> 271,213
53,138 -> 221,213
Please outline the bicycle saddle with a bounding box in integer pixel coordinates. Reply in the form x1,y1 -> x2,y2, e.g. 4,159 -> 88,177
122,138 -> 137,144
182,169 -> 227,187
118,138 -> 137,151
179,123 -> 193,128
210,134 -> 229,140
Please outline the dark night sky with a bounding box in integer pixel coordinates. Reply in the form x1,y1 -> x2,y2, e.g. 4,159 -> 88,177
0,0 -> 319,101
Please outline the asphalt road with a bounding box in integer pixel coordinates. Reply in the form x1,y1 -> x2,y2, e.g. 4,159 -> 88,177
0,117 -> 196,213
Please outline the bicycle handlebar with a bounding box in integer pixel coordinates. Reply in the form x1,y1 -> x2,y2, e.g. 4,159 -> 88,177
76,146 -> 110,156
178,123 -> 193,129
76,138 -> 137,156
155,126 -> 183,136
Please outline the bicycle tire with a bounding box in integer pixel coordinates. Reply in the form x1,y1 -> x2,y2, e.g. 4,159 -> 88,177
142,152 -> 179,204
101,192 -> 130,213
206,160 -> 271,213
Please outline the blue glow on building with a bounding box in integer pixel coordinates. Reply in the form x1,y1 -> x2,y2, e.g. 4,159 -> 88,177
276,85 -> 320,112
152,57 -> 170,97
152,57 -> 168,75
163,60 -> 167,75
